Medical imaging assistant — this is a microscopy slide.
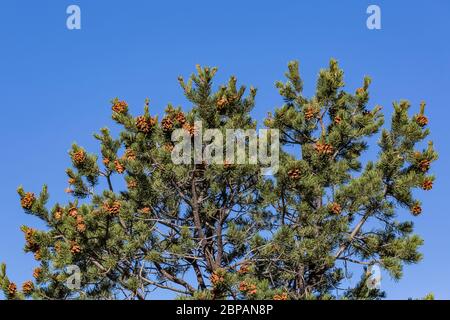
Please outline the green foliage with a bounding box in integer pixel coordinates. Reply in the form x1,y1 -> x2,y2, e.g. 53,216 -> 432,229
1,60 -> 436,300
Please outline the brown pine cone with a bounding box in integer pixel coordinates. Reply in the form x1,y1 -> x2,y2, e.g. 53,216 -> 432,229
136,116 -> 151,133
164,144 -> 174,153
288,168 -> 301,180
114,159 -> 125,174
422,179 -> 433,191
418,159 -> 431,172
54,208 -> 63,220
21,192 -> 36,210
411,204 -> 422,216
7,283 -> 17,296
304,106 -> 316,121
33,267 -> 42,279
22,281 -> 34,295
273,293 -> 288,300
103,201 -> 121,216
138,207 -> 151,215
127,179 -> 137,189
416,115 -> 428,127
330,202 -> 342,215
34,250 -> 42,261
70,242 -> 82,254
68,207 -> 78,218
76,223 -> 86,233
334,116 -> 342,124
217,96 -> 228,110
356,87 -> 365,95
161,117 -> 174,132
210,272 -> 224,286
112,100 -> 128,114
315,142 -> 334,156
73,150 -> 86,165
239,281 -> 248,292
124,149 -> 136,161
183,123 -> 197,136
238,263 -> 250,275
175,112 -> 186,125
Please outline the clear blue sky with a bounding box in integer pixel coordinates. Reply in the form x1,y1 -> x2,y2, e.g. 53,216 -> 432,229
0,0 -> 449,299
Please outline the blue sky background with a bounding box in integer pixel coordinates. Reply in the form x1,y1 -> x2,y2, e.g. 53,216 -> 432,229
0,0 -> 449,299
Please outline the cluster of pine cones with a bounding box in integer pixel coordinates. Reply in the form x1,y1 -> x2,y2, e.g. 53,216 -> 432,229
329,202 -> 342,215
136,115 -> 157,134
288,168 -> 301,180
112,100 -> 128,114
315,142 -> 334,156
21,192 -> 35,210
73,150 -> 86,165
304,106 -> 318,121
103,200 -> 121,216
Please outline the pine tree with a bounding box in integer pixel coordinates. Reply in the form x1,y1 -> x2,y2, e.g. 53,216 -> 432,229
0,60 -> 437,300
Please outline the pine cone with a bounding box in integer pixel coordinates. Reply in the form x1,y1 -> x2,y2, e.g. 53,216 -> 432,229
68,177 -> 76,185
21,192 -> 36,210
127,179 -> 137,189
416,115 -> 428,127
24,227 -> 36,244
161,117 -> 174,132
24,227 -> 39,252
164,144 -> 174,153
112,100 -> 128,114
175,112 -> 186,125
422,179 -> 433,191
418,159 -> 431,172
356,87 -> 365,95
54,208 -> 63,220
136,116 -> 152,133
183,123 -> 197,136
114,159 -> 125,174
315,142 -> 334,156
288,168 -> 301,180
103,158 -> 110,165
7,282 -> 17,296
124,149 -> 136,161
33,268 -> 42,279
239,281 -> 248,292
411,204 -> 422,216
73,150 -> 86,165
103,201 -> 121,215
76,223 -> 86,233
210,272 -> 224,286
138,207 -> 151,215
330,202 -> 342,215
273,293 -> 288,300
239,281 -> 256,295
334,116 -> 342,124
68,207 -> 78,218
304,106 -> 316,121
34,250 -> 42,261
238,263 -> 250,274
22,281 -> 34,295
217,95 -> 228,110
70,242 -> 82,254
